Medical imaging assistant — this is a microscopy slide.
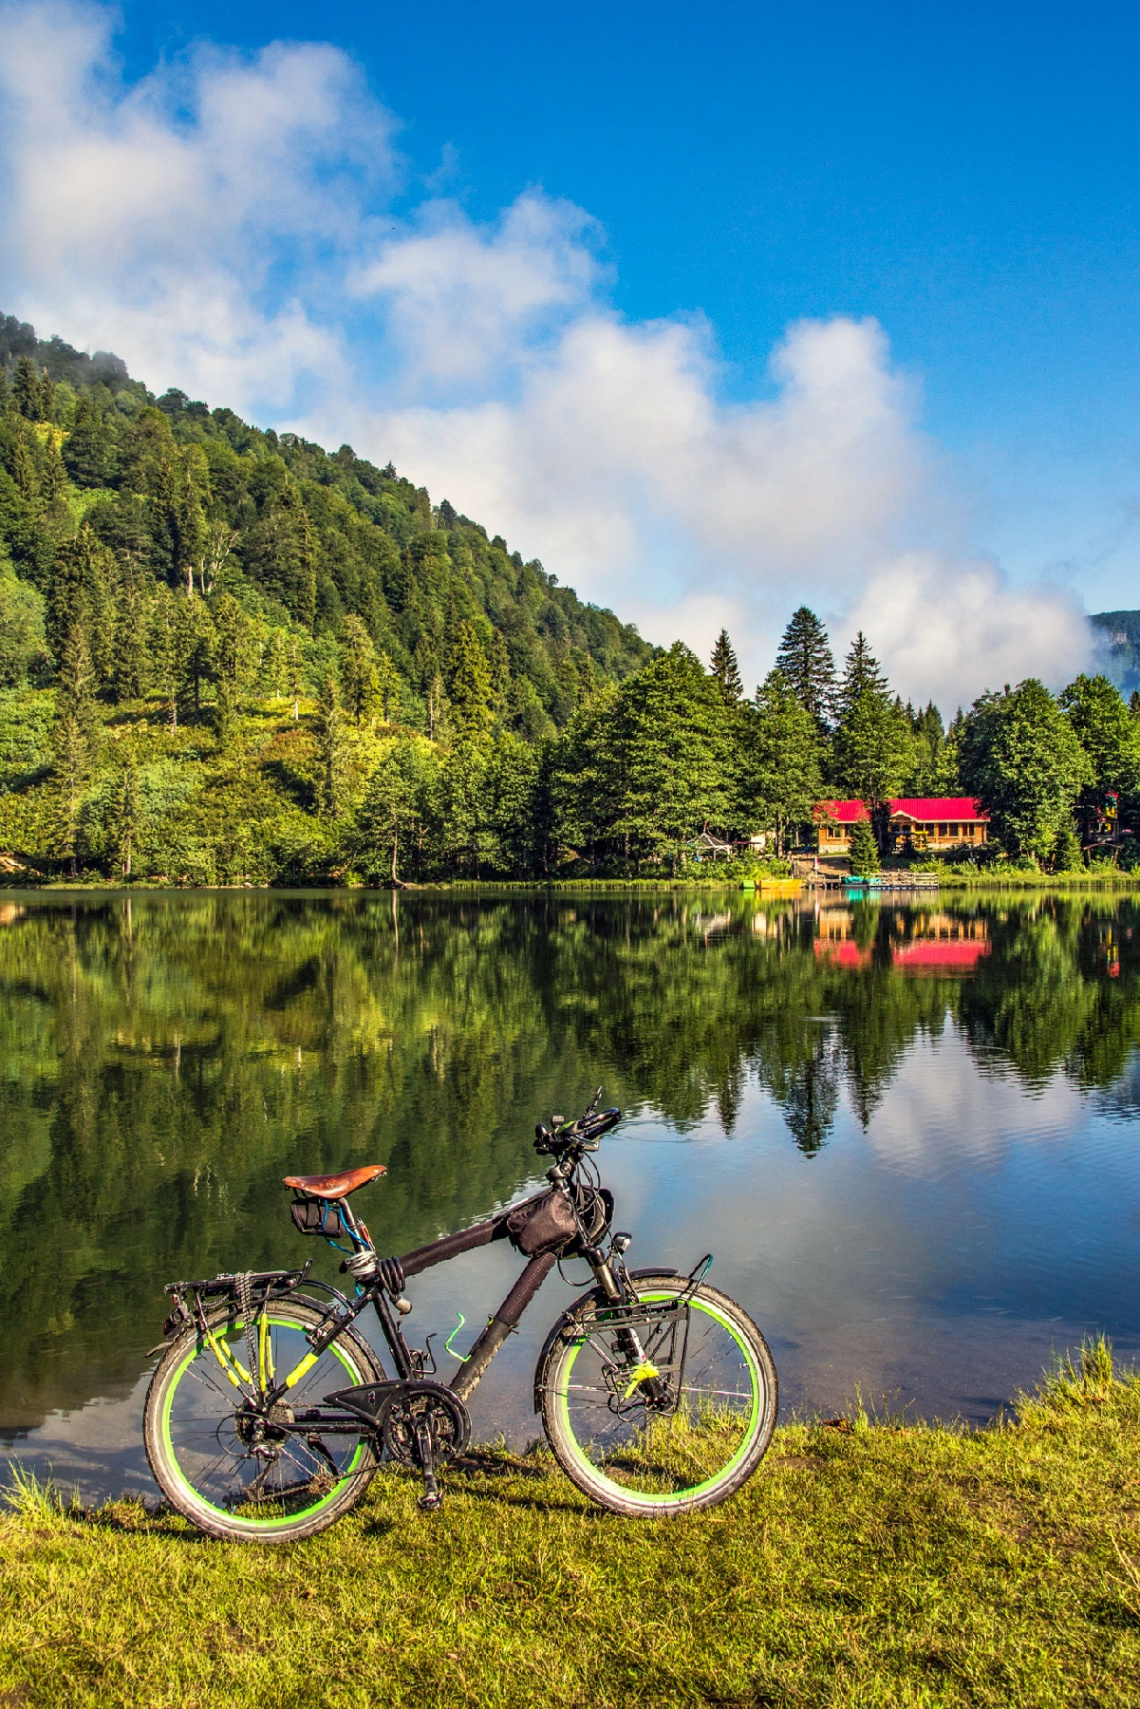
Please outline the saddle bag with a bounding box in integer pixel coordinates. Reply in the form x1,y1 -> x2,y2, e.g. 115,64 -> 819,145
290,1196 -> 349,1239
505,1185 -> 579,1257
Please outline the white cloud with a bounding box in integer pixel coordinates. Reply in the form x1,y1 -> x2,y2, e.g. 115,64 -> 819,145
0,1 -> 1093,707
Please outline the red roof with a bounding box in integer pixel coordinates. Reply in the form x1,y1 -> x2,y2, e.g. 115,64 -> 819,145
889,797 -> 989,822
815,797 -> 988,823
815,800 -> 871,824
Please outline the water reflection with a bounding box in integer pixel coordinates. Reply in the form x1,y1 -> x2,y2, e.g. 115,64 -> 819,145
1,889 -> 1138,1497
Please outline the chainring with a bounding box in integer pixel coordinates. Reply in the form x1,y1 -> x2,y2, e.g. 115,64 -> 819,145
381,1381 -> 471,1465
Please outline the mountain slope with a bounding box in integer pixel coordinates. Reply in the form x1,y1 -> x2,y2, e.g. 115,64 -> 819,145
0,310 -> 651,739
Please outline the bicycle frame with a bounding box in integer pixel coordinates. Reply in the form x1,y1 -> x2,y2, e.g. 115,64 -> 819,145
263,1192 -> 594,1416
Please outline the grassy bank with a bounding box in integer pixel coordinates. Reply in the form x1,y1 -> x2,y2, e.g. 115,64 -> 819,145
1,1347 -> 1138,1708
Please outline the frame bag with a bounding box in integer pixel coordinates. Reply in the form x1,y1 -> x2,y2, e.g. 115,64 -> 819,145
505,1186 -> 579,1257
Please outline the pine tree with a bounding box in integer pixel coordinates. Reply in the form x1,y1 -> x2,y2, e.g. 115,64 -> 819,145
488,628 -> 511,715
848,816 -> 880,875
10,434 -> 38,505
376,650 -> 402,724
742,669 -> 824,854
339,615 -> 380,724
1131,689 -> 1140,721
710,629 -> 743,703
264,628 -> 288,702
830,633 -> 911,832
315,674 -> 348,819
834,632 -> 889,723
113,574 -> 150,702
287,638 -> 303,723
63,395 -> 113,488
608,642 -> 734,871
353,739 -> 431,883
114,747 -> 144,879
775,607 -> 836,726
447,620 -> 493,743
12,356 -> 43,421
49,624 -> 100,877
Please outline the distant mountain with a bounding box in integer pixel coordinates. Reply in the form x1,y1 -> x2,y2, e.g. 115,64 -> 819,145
1090,610 -> 1140,697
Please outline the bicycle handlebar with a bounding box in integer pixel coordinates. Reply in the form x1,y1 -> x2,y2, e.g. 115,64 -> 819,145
534,1094 -> 622,1156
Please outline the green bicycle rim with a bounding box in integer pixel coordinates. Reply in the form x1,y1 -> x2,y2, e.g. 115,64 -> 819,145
557,1291 -> 763,1506
160,1316 -> 368,1530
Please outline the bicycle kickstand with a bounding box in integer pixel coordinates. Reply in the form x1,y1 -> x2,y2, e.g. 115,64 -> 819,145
415,1420 -> 443,1512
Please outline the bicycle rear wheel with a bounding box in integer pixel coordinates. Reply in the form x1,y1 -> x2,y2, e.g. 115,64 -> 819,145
538,1272 -> 777,1517
144,1298 -> 383,1543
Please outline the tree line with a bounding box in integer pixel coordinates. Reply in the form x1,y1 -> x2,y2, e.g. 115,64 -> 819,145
0,312 -> 1136,883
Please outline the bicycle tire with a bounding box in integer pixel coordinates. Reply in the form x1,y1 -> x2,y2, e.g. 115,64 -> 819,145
144,1298 -> 384,1543
537,1272 -> 777,1517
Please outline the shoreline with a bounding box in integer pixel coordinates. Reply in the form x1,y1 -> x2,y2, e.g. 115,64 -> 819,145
4,872 -> 1140,896
2,1347 -> 1136,1707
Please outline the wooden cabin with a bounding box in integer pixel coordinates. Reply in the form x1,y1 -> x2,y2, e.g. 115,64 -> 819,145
815,797 -> 990,855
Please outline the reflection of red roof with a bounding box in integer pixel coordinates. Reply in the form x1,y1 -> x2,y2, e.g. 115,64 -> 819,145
814,940 -> 872,969
815,797 -> 988,823
892,941 -> 991,973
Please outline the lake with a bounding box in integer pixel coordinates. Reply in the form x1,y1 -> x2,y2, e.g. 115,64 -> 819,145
1,887 -> 1138,1503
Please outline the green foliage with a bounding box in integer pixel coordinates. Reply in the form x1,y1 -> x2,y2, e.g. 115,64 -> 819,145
1059,674 -> 1140,808
848,816 -> 880,873
742,669 -> 823,853
0,556 -> 46,687
0,311 -> 1137,884
961,680 -> 1093,861
710,627 -> 743,702
775,605 -> 836,726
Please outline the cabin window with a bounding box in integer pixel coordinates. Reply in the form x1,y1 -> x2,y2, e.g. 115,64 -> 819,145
938,823 -> 947,838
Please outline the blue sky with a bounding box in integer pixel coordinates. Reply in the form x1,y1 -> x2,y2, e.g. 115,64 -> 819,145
2,0 -> 1138,703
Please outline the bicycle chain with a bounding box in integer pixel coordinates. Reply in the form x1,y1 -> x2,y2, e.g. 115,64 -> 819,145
236,1270 -> 260,1396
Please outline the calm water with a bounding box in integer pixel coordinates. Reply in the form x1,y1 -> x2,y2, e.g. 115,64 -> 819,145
1,888 -> 1139,1501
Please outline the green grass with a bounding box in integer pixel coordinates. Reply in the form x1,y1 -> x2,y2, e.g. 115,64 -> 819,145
1,1343 -> 1138,1708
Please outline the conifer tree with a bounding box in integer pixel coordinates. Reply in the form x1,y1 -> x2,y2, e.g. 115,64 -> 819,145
49,624 -> 100,877
13,356 -> 42,421
114,745 -> 144,879
353,739 -> 431,883
447,620 -> 493,743
376,650 -> 402,723
710,629 -> 743,703
10,434 -> 38,505
848,816 -> 880,875
743,669 -> 824,854
315,674 -> 348,819
264,629 -> 288,703
775,607 -> 836,726
63,395 -> 113,488
608,642 -> 733,871
339,615 -> 380,724
113,574 -> 150,701
830,634 -> 912,832
488,628 -> 511,715
834,631 -> 890,724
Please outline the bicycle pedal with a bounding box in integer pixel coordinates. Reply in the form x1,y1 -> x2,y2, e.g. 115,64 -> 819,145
418,1489 -> 444,1512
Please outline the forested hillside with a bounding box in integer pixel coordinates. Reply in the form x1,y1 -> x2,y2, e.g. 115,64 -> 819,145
0,313 -> 652,882
2,311 -> 1139,885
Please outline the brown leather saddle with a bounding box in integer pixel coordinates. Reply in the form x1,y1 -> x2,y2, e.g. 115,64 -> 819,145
282,1164 -> 386,1201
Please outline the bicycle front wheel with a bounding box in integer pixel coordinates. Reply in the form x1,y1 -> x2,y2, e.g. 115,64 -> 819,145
538,1272 -> 777,1517
144,1298 -> 383,1543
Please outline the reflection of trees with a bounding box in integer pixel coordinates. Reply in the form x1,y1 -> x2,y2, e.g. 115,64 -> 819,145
3,890 -> 1140,1428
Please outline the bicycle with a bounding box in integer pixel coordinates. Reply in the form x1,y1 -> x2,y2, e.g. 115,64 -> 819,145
143,1091 -> 778,1541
